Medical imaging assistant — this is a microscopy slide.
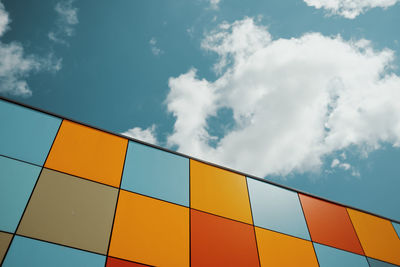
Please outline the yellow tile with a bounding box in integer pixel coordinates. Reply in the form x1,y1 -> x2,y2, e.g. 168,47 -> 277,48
190,160 -> 253,224
255,227 -> 318,267
347,208 -> 400,265
45,120 -> 128,187
109,190 -> 189,267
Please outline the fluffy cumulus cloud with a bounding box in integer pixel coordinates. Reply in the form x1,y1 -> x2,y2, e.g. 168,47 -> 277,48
0,1 -> 61,97
165,17 -> 400,178
48,0 -> 79,44
121,125 -> 158,145
304,0 -> 400,19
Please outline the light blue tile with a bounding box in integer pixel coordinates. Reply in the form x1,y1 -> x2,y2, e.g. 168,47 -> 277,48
247,178 -> 310,240
0,156 -> 41,233
314,243 -> 369,267
121,141 -> 189,206
368,257 -> 399,267
0,100 -> 61,166
3,235 -> 105,267
392,222 -> 400,239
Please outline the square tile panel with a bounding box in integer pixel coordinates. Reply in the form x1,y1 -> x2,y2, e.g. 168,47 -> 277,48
191,209 -> 259,267
368,257 -> 400,267
347,208 -> 400,265
106,257 -> 149,267
299,194 -> 364,254
45,120 -> 128,187
247,178 -> 310,240
109,190 -> 189,267
313,243 -> 369,267
190,160 -> 253,224
121,141 -> 189,206
0,231 -> 13,263
255,227 -> 318,267
17,169 -> 118,254
0,99 -> 61,166
2,235 -> 105,267
0,156 -> 41,233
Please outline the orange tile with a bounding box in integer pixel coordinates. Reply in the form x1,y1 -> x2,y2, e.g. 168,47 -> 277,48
347,208 -> 400,265
299,194 -> 364,255
191,209 -> 260,267
109,190 -> 189,267
45,120 -> 128,187
106,257 -> 148,267
255,227 -> 318,267
190,160 -> 253,224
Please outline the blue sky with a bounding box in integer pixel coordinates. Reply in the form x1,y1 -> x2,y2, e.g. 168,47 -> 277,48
0,0 -> 400,221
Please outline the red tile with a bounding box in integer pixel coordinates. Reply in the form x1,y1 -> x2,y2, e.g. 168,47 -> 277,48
106,257 -> 148,267
191,209 -> 260,267
299,194 -> 364,255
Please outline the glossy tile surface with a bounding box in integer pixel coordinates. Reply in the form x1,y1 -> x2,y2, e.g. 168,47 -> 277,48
106,257 -> 149,267
45,120 -> 128,187
255,227 -> 318,267
348,208 -> 400,265
17,169 -> 118,254
0,99 -> 61,165
248,178 -> 310,240
0,156 -> 41,233
109,190 -> 189,267
313,243 -> 369,267
2,235 -> 105,267
191,209 -> 259,267
300,194 -> 364,254
0,231 -> 13,263
121,141 -> 189,206
190,160 -> 253,224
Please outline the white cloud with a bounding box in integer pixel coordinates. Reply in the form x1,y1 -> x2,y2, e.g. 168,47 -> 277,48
48,0 -> 79,44
0,1 -> 62,97
331,158 -> 340,168
149,37 -> 163,56
121,125 -> 158,145
209,0 -> 221,10
165,17 -> 400,178
304,0 -> 400,19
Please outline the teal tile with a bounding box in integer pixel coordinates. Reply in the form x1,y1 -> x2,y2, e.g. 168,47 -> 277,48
0,99 -> 61,166
247,178 -> 310,240
121,141 -> 189,206
392,222 -> 400,239
0,156 -> 41,233
3,235 -> 105,267
368,257 -> 399,267
314,243 -> 369,267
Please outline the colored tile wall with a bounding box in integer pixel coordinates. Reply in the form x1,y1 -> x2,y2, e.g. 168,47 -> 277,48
1,98 -> 400,267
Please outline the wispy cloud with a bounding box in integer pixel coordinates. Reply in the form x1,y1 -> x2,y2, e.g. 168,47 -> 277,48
304,0 -> 400,19
48,0 -> 79,44
0,1 -> 61,97
149,37 -> 163,56
121,125 -> 158,145
165,17 -> 400,178
209,0 -> 221,10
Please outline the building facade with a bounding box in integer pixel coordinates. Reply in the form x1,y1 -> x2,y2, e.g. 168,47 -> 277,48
0,97 -> 400,266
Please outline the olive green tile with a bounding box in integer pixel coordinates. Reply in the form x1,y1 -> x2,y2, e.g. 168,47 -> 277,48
0,231 -> 13,262
17,169 -> 118,254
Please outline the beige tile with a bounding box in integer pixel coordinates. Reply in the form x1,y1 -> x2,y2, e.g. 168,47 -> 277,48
17,169 -> 118,254
0,231 -> 13,262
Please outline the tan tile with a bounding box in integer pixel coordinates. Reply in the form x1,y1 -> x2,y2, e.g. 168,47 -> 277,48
17,169 -> 118,254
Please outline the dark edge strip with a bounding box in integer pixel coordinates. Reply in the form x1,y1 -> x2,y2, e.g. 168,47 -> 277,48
244,177 -> 262,267
0,95 -> 399,225
297,193 -> 320,266
104,140 -> 129,267
0,119 -> 62,266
